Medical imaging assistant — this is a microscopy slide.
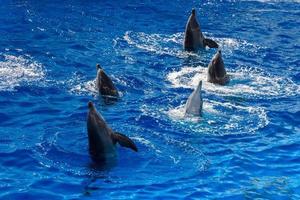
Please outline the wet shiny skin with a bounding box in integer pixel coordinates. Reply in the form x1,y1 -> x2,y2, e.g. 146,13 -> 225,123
0,0 -> 299,199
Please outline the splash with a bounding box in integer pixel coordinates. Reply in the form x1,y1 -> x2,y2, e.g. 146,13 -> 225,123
167,65 -> 300,99
69,76 -> 124,98
0,54 -> 45,91
70,78 -> 98,96
166,100 -> 269,136
213,37 -> 262,55
117,31 -> 198,58
115,31 -> 261,59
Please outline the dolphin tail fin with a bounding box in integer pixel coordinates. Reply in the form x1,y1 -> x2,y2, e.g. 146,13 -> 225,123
112,132 -> 138,152
204,38 -> 219,48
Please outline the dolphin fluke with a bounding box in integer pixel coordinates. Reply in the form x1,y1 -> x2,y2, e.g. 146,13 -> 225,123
207,50 -> 229,85
112,132 -> 138,152
183,9 -> 218,51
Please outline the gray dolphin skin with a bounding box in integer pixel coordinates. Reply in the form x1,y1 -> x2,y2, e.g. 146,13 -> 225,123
184,9 -> 218,51
87,101 -> 138,162
184,80 -> 203,117
96,64 -> 119,98
207,50 -> 230,85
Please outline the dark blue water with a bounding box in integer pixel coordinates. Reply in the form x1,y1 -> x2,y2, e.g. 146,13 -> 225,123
0,0 -> 300,199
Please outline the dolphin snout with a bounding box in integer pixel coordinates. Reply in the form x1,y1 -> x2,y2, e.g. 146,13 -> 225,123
191,8 -> 196,15
88,101 -> 94,110
96,64 -> 102,70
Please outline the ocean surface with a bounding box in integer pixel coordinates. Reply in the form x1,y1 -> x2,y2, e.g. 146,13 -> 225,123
0,0 -> 300,199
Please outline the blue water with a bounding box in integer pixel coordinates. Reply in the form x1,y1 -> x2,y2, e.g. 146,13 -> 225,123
0,0 -> 300,199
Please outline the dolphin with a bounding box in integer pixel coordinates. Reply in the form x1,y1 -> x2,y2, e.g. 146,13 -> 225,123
96,64 -> 119,98
207,50 -> 230,85
87,101 -> 138,162
184,80 -> 203,117
184,8 -> 218,51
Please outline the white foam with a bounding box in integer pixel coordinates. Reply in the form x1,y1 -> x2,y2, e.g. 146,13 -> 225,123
0,54 -> 45,91
167,65 -> 300,99
140,99 -> 268,136
213,37 -> 262,55
118,31 -> 261,59
69,76 -> 124,97
70,78 -> 97,95
166,100 -> 269,135
131,136 -> 162,154
37,27 -> 45,32
121,31 -> 198,58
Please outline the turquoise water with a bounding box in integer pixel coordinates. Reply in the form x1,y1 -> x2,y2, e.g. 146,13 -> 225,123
0,0 -> 299,199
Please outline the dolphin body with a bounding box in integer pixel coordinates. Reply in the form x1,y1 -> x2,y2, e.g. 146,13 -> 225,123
96,64 -> 119,98
184,9 -> 218,51
184,80 -> 203,117
207,50 -> 229,85
87,101 -> 138,162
